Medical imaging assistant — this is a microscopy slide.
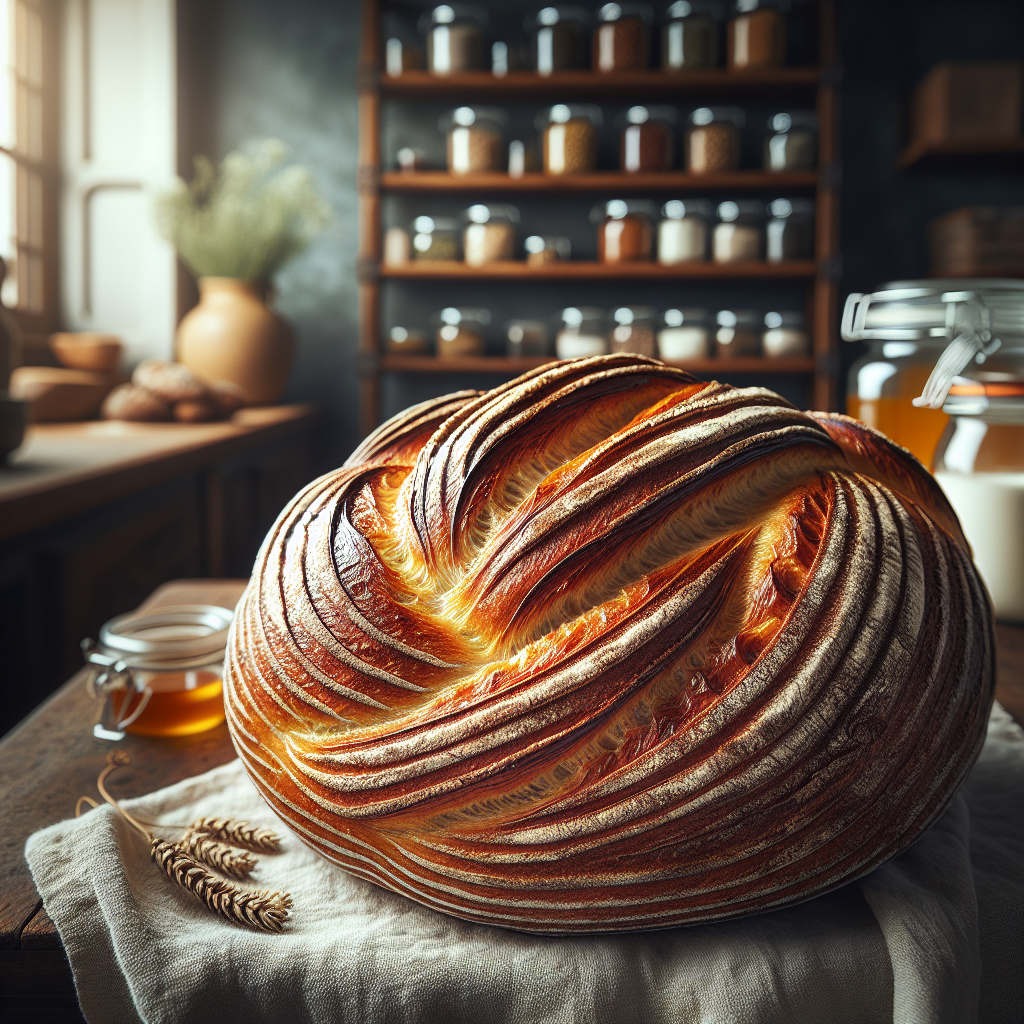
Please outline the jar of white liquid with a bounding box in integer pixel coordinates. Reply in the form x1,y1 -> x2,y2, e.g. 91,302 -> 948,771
556,307 -> 608,358
658,199 -> 711,264
658,307 -> 710,360
934,380 -> 1024,622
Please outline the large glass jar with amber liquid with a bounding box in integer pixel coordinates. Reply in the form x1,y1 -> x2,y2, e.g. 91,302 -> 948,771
84,605 -> 234,740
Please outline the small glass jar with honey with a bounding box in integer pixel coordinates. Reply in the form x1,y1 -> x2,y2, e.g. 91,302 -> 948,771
83,605 -> 234,740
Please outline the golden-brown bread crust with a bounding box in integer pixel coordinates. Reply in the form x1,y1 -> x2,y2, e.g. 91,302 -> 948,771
101,382 -> 172,422
225,355 -> 994,934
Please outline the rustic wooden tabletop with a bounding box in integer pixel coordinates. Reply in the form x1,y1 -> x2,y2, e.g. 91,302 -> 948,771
0,578 -> 1020,1023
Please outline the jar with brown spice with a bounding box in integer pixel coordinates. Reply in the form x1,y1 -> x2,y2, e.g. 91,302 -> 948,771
658,307 -> 712,359
713,199 -> 763,262
661,0 -> 722,70
715,308 -> 761,357
611,306 -> 659,356
463,204 -> 520,266
686,106 -> 744,174
412,216 -> 462,260
539,104 -> 602,174
524,235 -> 572,264
529,6 -> 590,75
765,197 -> 814,262
556,307 -> 608,358
593,199 -> 656,262
506,320 -> 550,357
436,307 -> 490,358
593,3 -> 652,72
422,5 -> 486,75
764,111 -> 817,170
762,310 -> 809,356
619,105 -> 676,172
441,107 -> 506,174
658,198 -> 712,263
727,0 -> 786,71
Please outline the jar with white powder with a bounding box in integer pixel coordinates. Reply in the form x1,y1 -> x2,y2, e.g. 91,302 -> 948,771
658,308 -> 711,360
713,200 -> 763,262
658,199 -> 711,263
556,307 -> 608,358
762,310 -> 809,356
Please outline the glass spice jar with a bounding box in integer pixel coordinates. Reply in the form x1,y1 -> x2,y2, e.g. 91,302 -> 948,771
422,5 -> 486,75
715,308 -> 761,357
593,199 -> 656,262
539,104 -> 602,174
933,380 -> 1024,621
383,226 -> 411,266
530,6 -> 590,75
764,111 -> 817,170
436,306 -> 490,358
556,306 -> 608,358
385,37 -> 423,77
412,216 -> 462,260
727,0 -> 786,70
762,310 -> 809,356
83,605 -> 235,740
525,234 -> 572,264
387,326 -> 430,354
619,105 -> 676,172
506,319 -> 550,357
593,2 -> 652,72
658,198 -> 712,263
662,0 -> 722,70
463,203 -> 520,266
611,306 -> 659,355
713,199 -> 763,261
765,197 -> 814,262
441,106 -> 506,174
686,107 -> 744,174
658,307 -> 712,359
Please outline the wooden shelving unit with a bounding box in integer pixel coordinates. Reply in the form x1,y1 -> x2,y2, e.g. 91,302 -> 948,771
357,0 -> 841,436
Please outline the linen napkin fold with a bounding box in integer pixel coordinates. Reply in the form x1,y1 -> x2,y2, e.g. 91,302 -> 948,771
25,704 -> 1024,1024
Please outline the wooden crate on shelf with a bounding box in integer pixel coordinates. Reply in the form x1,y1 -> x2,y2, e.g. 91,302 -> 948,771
356,0 -> 841,435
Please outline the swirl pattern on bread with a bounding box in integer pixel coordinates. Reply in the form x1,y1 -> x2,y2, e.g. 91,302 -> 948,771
225,355 -> 994,933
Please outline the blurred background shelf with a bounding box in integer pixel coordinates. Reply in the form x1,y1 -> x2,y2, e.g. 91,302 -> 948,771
897,137 -> 1024,171
380,170 -> 820,193
380,260 -> 818,280
380,355 -> 816,375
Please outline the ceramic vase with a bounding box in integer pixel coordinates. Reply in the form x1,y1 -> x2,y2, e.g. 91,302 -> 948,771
176,278 -> 294,405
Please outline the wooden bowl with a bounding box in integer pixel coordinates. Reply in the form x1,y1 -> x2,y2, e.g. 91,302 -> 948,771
9,367 -> 118,422
49,332 -> 123,372
0,395 -> 27,461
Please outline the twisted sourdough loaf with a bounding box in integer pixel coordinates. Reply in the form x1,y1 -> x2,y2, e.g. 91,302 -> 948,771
225,355 -> 994,933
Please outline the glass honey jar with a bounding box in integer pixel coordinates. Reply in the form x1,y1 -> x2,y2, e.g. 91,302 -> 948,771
83,605 -> 234,740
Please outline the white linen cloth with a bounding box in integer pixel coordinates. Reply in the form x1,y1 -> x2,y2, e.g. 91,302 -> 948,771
25,704 -> 1024,1024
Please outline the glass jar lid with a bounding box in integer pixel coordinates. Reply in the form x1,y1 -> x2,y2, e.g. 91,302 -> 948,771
767,111 -> 819,133
717,308 -> 759,327
614,305 -> 658,324
537,103 -> 603,128
690,106 -> 745,128
439,106 -> 508,133
437,306 -> 491,327
412,215 -> 460,234
666,0 -> 724,19
420,4 -> 488,29
464,203 -> 520,224
717,199 -> 763,222
597,2 -> 653,22
89,605 -> 234,671
735,0 -> 789,12
591,198 -> 658,223
765,310 -> 805,328
620,105 -> 678,126
664,307 -> 710,325
662,198 -> 713,220
767,197 -> 815,219
525,234 -> 572,257
528,5 -> 591,28
561,306 -> 605,329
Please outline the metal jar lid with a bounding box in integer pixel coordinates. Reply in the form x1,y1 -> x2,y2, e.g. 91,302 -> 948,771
89,605 -> 234,671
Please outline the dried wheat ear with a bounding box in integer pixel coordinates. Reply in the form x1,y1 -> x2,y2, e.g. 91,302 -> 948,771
79,752 -> 292,933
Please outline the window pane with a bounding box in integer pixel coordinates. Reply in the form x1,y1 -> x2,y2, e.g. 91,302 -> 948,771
0,1 -> 12,151
25,2 -> 40,88
27,84 -> 39,159
26,164 -> 39,246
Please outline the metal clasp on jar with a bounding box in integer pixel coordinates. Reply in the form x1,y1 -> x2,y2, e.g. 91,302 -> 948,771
81,639 -> 153,741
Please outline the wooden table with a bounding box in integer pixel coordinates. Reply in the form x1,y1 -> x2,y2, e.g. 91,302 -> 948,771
0,406 -> 317,734
1,579 -> 1021,1023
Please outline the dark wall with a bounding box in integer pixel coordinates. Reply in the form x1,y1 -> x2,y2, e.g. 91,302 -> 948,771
184,0 -> 1024,469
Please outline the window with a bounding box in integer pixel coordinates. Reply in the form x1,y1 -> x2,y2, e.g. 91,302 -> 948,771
0,0 -> 55,335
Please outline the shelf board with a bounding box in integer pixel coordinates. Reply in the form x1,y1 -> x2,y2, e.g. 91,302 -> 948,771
380,355 -> 816,375
896,137 -> 1024,170
378,68 -> 820,100
381,170 -> 819,193
380,260 -> 818,280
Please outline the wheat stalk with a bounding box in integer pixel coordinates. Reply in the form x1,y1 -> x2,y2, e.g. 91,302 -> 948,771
151,839 -> 290,933
179,830 -> 257,880
190,816 -> 282,853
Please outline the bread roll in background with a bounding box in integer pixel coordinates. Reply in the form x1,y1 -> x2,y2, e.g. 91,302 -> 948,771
225,355 -> 994,934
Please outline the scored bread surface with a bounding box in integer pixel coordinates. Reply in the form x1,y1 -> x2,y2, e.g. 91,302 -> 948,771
224,355 -> 994,933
